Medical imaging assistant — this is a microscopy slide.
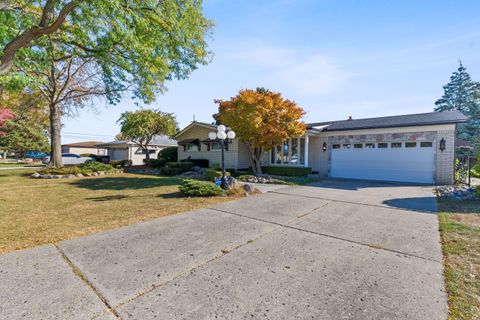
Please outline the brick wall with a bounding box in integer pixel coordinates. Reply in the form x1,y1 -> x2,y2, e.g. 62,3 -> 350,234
435,129 -> 455,185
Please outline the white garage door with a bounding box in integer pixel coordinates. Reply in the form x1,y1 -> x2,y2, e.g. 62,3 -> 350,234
329,142 -> 435,184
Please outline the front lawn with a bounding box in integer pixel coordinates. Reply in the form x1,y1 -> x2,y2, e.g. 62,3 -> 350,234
0,169 -> 237,254
437,197 -> 480,320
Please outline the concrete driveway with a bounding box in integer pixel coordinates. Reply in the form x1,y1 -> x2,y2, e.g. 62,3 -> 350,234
0,179 -> 447,320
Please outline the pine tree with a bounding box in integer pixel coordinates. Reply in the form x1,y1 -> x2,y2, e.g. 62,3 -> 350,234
435,61 -> 480,142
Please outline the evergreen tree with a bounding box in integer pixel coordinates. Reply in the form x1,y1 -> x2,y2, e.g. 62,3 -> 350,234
435,61 -> 480,143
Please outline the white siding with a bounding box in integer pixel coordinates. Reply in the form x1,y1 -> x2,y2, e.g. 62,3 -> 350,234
177,125 -> 240,169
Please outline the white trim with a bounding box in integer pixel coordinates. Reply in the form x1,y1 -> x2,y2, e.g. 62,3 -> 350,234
304,135 -> 309,167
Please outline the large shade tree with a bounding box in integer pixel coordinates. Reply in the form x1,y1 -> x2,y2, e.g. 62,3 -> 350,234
215,88 -> 306,174
1,0 -> 213,166
117,109 -> 178,163
435,61 -> 480,147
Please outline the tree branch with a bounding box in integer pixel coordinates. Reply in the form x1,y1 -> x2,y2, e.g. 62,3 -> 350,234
0,1 -> 82,74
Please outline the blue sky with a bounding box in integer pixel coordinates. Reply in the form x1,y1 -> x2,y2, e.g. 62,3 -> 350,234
62,0 -> 480,143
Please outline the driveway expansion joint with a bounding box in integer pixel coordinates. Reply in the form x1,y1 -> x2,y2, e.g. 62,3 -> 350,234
53,244 -> 122,320
209,207 -> 443,264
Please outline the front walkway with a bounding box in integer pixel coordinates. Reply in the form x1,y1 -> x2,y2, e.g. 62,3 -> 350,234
0,179 -> 447,320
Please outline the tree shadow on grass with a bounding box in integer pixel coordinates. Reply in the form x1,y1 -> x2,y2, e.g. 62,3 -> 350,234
71,176 -> 181,191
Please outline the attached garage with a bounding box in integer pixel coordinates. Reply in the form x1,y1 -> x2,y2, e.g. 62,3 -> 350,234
304,110 -> 468,185
329,141 -> 435,184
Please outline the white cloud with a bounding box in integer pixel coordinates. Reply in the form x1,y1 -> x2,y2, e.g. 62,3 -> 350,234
231,44 -> 351,95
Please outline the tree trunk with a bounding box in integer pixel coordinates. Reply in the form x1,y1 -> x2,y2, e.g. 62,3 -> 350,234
247,145 -> 263,175
48,103 -> 63,167
144,147 -> 150,164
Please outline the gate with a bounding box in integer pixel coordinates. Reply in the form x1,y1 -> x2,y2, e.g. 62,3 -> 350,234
455,156 -> 476,185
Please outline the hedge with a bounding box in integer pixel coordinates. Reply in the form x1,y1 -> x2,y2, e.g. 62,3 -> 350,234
204,168 -> 230,181
149,159 -> 166,168
471,164 -> 480,178
158,146 -> 178,163
261,166 -> 312,176
40,162 -> 114,175
159,161 -> 194,176
181,158 -> 209,168
109,160 -> 131,168
179,179 -> 224,197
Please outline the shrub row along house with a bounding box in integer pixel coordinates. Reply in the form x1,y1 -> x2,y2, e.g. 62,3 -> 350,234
175,110 -> 467,185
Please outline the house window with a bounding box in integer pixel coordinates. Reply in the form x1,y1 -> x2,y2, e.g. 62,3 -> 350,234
420,142 -> 433,148
283,140 -> 290,164
186,143 -> 199,151
142,149 -> 156,154
391,142 -> 402,148
342,144 -> 351,149
378,143 -> 388,148
365,143 -> 375,149
405,142 -> 417,148
332,144 -> 341,149
276,145 -> 282,164
354,143 -> 363,149
299,138 -> 305,165
291,139 -> 299,164
271,138 -> 306,166
210,142 -> 221,151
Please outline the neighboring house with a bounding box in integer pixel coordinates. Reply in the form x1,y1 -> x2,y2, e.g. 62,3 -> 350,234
61,141 -> 107,156
175,122 -> 251,170
176,111 -> 468,185
97,135 -> 177,165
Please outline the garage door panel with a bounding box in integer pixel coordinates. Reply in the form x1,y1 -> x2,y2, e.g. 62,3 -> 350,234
330,147 -> 434,184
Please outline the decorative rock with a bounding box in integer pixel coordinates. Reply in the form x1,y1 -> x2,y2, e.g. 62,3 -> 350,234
76,173 -> 84,178
67,174 -> 76,179
223,176 -> 237,190
191,166 -> 203,172
53,175 -> 63,179
31,172 -> 41,179
92,172 -> 99,176
436,185 -> 477,201
242,183 -> 254,193
98,171 -> 105,176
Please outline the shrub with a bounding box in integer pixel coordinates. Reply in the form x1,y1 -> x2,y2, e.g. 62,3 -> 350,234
77,162 -> 114,172
80,153 -> 96,158
204,168 -> 230,181
475,186 -> 480,198
166,161 -> 193,171
159,161 -> 194,176
261,166 -> 312,176
181,158 -> 209,168
40,162 -> 114,175
149,159 -> 166,168
109,160 -> 131,168
158,146 -> 178,162
179,179 -> 224,197
471,164 -> 480,178
159,167 -> 184,176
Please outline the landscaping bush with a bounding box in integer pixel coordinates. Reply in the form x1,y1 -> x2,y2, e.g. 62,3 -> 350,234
181,158 -> 209,168
475,186 -> 480,198
261,166 -> 312,176
77,162 -> 114,172
159,167 -> 184,176
149,159 -> 166,168
179,179 -> 224,197
166,161 -> 194,171
109,160 -> 131,168
471,164 -> 480,178
159,161 -> 194,176
204,168 -> 230,181
158,146 -> 178,163
40,162 -> 114,175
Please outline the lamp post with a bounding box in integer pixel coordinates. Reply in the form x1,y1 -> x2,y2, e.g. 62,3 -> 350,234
209,125 -> 236,190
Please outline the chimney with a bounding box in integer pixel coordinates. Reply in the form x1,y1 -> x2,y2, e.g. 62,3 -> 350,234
348,116 -> 353,121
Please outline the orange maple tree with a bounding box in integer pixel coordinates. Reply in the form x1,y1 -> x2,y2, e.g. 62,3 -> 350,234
215,88 -> 306,174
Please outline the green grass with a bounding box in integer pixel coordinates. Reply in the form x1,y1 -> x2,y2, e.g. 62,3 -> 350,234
0,169 -> 237,254
0,163 -> 44,167
437,198 -> 480,320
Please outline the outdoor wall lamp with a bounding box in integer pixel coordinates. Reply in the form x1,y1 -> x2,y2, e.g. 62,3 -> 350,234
439,138 -> 446,152
208,125 -> 236,190
322,142 -> 327,152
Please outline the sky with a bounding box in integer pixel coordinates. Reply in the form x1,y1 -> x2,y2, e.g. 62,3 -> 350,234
62,0 -> 480,144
